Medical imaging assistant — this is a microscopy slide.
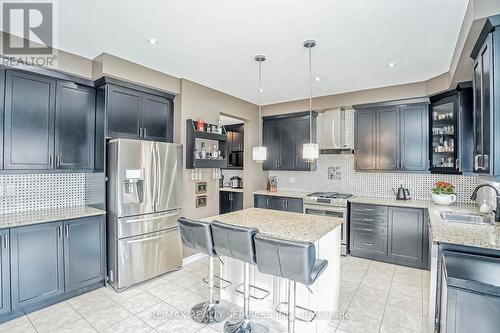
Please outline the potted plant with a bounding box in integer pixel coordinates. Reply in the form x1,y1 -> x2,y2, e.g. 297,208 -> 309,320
432,181 -> 457,205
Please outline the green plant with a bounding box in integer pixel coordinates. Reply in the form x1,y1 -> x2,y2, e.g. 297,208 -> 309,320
432,181 -> 455,195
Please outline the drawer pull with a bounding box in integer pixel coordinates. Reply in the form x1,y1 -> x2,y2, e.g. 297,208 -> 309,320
363,208 -> 374,211
363,218 -> 374,221
363,242 -> 373,246
354,227 -> 374,232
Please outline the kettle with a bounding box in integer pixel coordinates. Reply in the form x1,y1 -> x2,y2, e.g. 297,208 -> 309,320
393,185 -> 411,200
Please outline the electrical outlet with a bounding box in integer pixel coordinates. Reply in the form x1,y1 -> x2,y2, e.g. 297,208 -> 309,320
6,184 -> 15,197
289,177 -> 296,183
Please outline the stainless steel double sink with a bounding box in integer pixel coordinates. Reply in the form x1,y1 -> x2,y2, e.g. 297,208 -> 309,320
439,211 -> 493,225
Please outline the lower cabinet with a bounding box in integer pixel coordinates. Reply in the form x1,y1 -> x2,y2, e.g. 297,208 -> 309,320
5,215 -> 105,315
254,194 -> 303,213
0,230 -> 10,316
219,191 -> 243,214
10,222 -> 64,309
64,217 -> 106,292
350,203 -> 428,269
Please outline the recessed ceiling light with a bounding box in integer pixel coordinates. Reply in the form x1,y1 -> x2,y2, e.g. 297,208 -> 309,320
315,76 -> 321,82
387,62 -> 396,68
148,38 -> 158,45
259,88 -> 264,93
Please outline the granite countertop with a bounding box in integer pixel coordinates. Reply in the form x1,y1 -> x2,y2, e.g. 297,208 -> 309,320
252,190 -> 309,199
201,207 -> 342,243
220,187 -> 244,193
0,206 -> 106,229
349,196 -> 500,251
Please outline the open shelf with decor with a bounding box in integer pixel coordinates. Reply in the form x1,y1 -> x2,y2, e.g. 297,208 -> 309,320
186,119 -> 228,169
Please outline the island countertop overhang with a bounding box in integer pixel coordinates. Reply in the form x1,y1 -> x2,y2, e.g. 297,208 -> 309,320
200,207 -> 342,243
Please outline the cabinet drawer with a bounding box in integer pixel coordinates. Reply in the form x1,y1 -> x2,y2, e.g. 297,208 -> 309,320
351,204 -> 388,216
351,233 -> 387,255
351,222 -> 387,236
351,214 -> 388,226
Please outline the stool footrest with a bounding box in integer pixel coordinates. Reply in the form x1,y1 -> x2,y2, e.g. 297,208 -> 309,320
275,302 -> 317,323
203,275 -> 232,290
235,283 -> 270,300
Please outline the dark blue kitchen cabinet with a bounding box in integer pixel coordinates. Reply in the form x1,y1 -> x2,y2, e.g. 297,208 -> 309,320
64,216 -> 105,292
98,78 -> 175,142
0,230 -> 10,316
55,81 -> 96,170
388,207 -> 424,267
4,70 -> 56,170
142,93 -> 173,142
400,105 -> 429,171
10,222 -> 64,309
354,110 -> 376,170
254,194 -> 303,213
262,112 -> 317,171
219,191 -> 243,214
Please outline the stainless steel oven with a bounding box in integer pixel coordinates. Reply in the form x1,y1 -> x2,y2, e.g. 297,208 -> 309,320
303,203 -> 348,255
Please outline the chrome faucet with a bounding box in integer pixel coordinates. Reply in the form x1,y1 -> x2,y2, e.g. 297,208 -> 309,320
471,184 -> 500,222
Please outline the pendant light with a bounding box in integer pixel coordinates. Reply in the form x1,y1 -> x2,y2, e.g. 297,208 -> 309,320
252,55 -> 267,163
302,40 -> 319,163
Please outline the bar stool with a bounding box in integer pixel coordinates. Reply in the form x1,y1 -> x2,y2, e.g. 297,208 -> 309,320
254,235 -> 328,333
177,217 -> 229,324
211,220 -> 268,333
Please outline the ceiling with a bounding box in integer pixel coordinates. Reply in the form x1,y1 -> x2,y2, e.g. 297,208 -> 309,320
52,0 -> 469,105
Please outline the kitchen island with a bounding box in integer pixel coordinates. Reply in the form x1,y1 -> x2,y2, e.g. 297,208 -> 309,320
202,208 -> 343,332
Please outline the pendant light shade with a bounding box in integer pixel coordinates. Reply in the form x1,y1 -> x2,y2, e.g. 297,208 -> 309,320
302,40 -> 319,163
252,55 -> 267,163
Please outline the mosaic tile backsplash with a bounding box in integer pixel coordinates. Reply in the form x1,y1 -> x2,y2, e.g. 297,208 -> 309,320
0,173 -> 87,214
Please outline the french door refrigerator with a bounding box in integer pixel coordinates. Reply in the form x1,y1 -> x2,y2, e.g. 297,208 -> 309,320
107,138 -> 183,290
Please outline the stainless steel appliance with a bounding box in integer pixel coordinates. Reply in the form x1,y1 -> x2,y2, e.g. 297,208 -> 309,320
303,192 -> 353,256
107,139 -> 183,290
230,176 -> 242,188
317,109 -> 353,153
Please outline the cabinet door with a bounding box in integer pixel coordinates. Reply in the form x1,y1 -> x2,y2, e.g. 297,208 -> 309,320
472,34 -> 493,174
293,116 -> 312,171
64,217 -> 105,292
285,198 -> 303,213
400,105 -> 429,171
269,197 -> 286,211
11,222 -> 64,309
376,108 -> 399,170
354,110 -> 376,169
0,230 -> 10,316
279,118 -> 294,170
231,192 -> 244,212
254,195 -> 269,209
388,207 -> 423,266
4,70 -> 56,170
219,191 -> 232,214
55,81 -> 96,170
142,93 -> 173,142
262,119 -> 280,170
106,85 -> 142,139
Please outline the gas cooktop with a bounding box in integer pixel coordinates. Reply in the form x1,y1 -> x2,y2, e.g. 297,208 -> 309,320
303,192 -> 353,206
306,192 -> 353,199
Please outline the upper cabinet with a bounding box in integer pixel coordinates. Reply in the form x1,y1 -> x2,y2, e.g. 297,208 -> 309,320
97,78 -> 174,143
2,70 -> 97,171
354,101 -> 429,172
470,15 -> 500,176
429,83 -> 473,174
262,112 -> 317,171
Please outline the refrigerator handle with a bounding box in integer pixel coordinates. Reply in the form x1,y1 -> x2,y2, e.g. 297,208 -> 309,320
156,144 -> 161,210
152,143 -> 157,212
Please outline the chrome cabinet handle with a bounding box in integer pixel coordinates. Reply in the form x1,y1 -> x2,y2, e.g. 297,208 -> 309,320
354,227 -> 374,232
56,155 -> 60,167
139,128 -> 142,138
475,154 -> 482,170
65,225 -> 69,238
58,225 -> 63,239
363,208 -> 374,211
49,155 -> 53,167
144,128 -> 147,138
2,234 -> 8,249
266,197 -> 270,206
363,242 -> 373,247
363,218 -> 374,221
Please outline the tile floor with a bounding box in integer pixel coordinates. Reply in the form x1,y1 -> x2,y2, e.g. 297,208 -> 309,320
0,256 -> 430,333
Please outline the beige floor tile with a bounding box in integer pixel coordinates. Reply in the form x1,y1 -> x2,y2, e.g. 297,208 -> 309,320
381,304 -> 422,332
195,326 -> 220,333
82,304 -> 132,331
100,316 -> 152,333
27,301 -> 82,333
136,301 -> 180,328
67,289 -> 118,316
50,318 -> 96,333
0,315 -> 37,333
387,293 -> 422,313
154,316 -> 204,333
100,285 -> 143,302
115,290 -> 161,314
142,278 -> 180,301
165,289 -> 206,313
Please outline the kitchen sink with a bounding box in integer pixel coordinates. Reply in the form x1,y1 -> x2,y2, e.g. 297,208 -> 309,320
439,211 -> 492,225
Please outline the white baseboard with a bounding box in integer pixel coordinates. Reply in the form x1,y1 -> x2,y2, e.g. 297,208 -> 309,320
182,252 -> 207,266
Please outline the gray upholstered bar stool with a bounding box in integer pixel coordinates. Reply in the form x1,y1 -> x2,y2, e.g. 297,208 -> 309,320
254,235 -> 328,333
177,217 -> 229,324
211,221 -> 268,333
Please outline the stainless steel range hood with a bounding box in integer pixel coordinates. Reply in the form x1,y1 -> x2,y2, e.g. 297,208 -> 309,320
318,108 -> 353,154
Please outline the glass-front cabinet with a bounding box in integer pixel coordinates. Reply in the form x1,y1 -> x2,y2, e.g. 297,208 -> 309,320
430,96 -> 459,173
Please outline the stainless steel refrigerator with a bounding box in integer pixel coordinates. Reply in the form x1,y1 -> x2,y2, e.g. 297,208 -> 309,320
106,138 -> 183,290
